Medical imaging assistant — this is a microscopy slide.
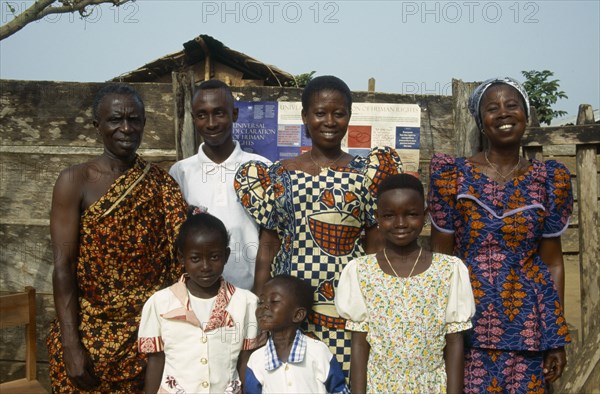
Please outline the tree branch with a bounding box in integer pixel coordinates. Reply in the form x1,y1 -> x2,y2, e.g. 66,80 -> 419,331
1,0 -> 133,40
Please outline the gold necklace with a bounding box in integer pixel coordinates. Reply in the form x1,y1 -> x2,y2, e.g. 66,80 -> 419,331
383,247 -> 423,278
484,151 -> 522,181
310,150 -> 345,171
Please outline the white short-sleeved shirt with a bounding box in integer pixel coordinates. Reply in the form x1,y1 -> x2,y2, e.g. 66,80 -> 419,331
138,277 -> 259,394
245,330 -> 349,394
169,141 -> 271,290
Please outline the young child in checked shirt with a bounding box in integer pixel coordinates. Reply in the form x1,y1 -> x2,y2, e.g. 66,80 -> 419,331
138,208 -> 259,393
245,274 -> 348,394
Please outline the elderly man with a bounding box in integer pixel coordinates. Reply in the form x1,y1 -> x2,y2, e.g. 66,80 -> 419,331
47,84 -> 187,392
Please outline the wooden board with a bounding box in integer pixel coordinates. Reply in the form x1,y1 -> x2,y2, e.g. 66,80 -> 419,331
0,80 -> 175,150
0,152 -> 176,223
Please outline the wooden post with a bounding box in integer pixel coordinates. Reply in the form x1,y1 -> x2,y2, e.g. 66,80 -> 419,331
523,107 -> 544,161
368,78 -> 375,94
452,79 -> 480,157
575,104 -> 599,343
172,71 -> 196,160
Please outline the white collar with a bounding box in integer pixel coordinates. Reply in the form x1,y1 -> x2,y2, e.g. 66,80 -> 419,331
197,140 -> 243,172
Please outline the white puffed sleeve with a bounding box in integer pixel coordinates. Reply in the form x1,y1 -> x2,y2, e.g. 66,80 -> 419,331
445,255 -> 475,334
335,258 -> 369,332
137,292 -> 164,353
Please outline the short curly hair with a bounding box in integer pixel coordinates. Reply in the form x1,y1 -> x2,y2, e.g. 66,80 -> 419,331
377,173 -> 424,201
92,84 -> 144,120
267,274 -> 314,315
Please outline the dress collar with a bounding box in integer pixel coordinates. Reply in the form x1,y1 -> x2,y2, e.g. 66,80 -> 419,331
264,329 -> 306,371
160,274 -> 236,331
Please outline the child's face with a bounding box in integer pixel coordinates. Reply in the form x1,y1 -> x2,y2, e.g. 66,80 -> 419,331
178,230 -> 230,298
256,280 -> 302,332
376,188 -> 425,248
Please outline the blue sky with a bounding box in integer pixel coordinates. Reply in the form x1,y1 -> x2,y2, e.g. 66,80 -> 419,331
1,0 -> 598,119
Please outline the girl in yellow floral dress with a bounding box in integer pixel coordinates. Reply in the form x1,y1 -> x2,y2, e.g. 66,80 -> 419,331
336,174 -> 475,393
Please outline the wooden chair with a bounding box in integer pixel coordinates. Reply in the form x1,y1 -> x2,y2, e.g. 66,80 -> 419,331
0,286 -> 47,393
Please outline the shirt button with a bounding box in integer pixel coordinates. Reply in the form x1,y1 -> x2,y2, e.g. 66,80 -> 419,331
202,381 -> 209,388
201,358 -> 208,364
285,364 -> 289,371
202,337 -> 207,343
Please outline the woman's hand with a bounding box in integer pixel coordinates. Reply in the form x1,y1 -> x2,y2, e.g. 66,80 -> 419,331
543,347 -> 566,383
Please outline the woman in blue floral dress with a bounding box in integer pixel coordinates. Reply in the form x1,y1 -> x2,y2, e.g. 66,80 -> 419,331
234,76 -> 403,376
428,77 -> 572,393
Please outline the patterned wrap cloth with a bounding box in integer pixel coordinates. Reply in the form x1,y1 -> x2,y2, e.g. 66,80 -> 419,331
47,156 -> 187,393
234,146 -> 403,377
428,153 -> 572,393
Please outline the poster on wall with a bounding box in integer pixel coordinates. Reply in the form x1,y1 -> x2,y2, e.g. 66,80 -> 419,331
234,101 -> 421,175
232,101 -> 278,159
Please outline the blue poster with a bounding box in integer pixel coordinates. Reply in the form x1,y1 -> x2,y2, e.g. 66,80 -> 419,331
233,101 -> 279,162
395,127 -> 420,149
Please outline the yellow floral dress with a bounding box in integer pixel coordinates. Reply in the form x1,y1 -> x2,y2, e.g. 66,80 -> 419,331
335,253 -> 475,393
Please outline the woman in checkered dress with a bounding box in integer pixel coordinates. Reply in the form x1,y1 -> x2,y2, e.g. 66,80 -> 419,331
234,75 -> 403,377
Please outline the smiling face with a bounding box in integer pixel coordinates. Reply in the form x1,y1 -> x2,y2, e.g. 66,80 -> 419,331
480,84 -> 527,148
178,229 -> 230,298
256,280 -> 305,332
94,93 -> 145,159
301,89 -> 350,150
376,188 -> 425,249
192,88 -> 239,149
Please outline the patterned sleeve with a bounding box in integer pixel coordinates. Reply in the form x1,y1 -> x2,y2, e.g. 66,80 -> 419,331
234,161 -> 279,230
242,292 -> 260,350
335,258 -> 369,332
362,146 -> 404,227
137,293 -> 164,353
427,153 -> 458,233
444,255 -> 475,334
542,160 -> 573,237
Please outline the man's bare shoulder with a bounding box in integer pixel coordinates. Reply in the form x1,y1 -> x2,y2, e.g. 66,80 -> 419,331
54,159 -> 104,190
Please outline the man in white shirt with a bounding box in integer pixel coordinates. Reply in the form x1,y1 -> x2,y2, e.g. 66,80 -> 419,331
169,80 -> 271,290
